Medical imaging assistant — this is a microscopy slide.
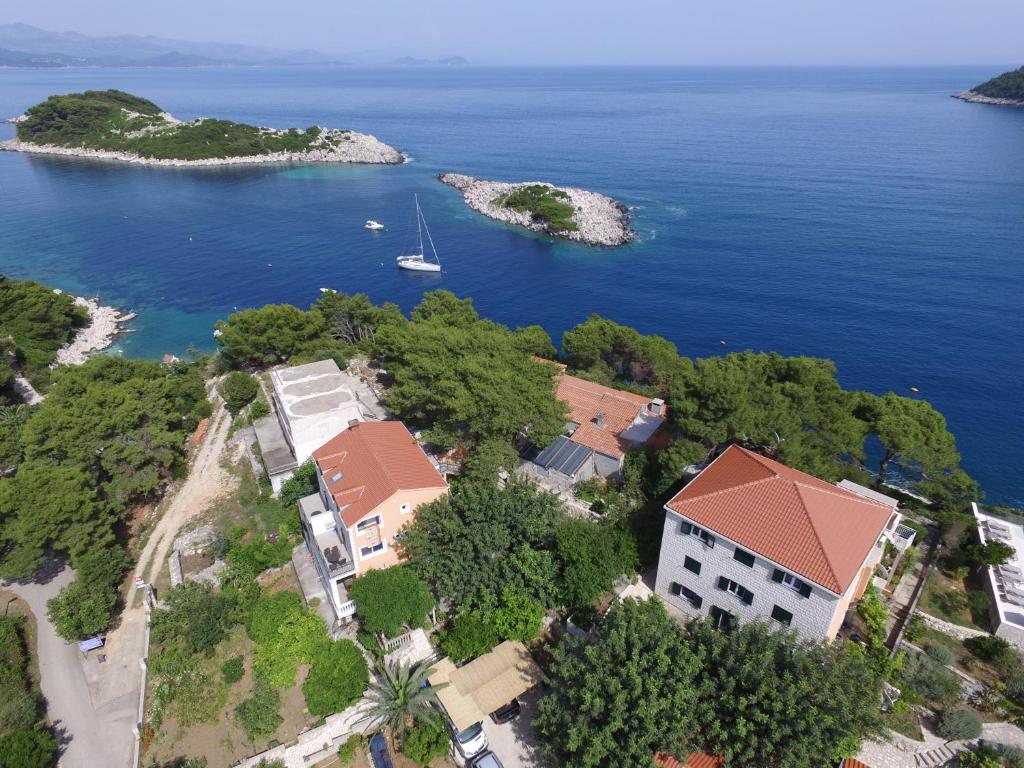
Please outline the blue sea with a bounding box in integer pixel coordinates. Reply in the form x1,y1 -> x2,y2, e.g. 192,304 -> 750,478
0,66 -> 1021,505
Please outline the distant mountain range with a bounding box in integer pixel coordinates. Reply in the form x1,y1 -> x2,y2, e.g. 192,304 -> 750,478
0,23 -> 469,68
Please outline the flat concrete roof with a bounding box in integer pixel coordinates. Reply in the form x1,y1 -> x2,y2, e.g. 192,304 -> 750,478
253,415 -> 297,475
269,359 -> 366,462
975,503 -> 1024,630
837,480 -> 900,510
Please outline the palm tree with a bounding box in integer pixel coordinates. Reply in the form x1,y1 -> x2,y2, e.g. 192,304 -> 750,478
365,657 -> 447,744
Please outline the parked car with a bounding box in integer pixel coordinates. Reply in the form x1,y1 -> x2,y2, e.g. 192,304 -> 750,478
489,699 -> 522,724
450,719 -> 488,759
369,733 -> 394,768
469,751 -> 504,768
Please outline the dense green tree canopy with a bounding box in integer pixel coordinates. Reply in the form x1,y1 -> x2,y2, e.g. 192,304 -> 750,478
313,291 -> 403,348
857,392 -> 978,504
349,565 -> 434,638
375,291 -> 567,447
686,620 -> 883,767
301,640 -> 369,717
215,304 -> 329,368
535,599 -> 699,768
0,277 -> 87,394
970,66 -> 1024,100
562,314 -> 690,393
560,314 -> 974,505
151,582 -> 236,657
399,479 -> 564,611
555,518 -> 638,608
669,352 -> 867,481
17,90 -> 346,161
0,617 -> 55,768
0,357 -> 208,639
219,371 -> 259,415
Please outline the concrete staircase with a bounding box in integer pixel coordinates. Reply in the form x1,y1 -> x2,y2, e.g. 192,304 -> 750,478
913,742 -> 970,766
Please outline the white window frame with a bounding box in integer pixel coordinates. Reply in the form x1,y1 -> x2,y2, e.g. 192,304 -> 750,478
357,515 -> 381,532
359,541 -> 386,559
782,572 -> 806,593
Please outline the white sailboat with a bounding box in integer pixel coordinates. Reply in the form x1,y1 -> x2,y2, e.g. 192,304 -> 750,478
396,195 -> 442,273
364,220 -> 384,230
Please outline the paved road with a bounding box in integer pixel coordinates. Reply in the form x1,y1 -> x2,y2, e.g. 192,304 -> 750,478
2,567 -> 136,768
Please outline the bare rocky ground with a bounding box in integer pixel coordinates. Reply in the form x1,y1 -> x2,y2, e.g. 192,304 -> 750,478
440,172 -> 634,247
0,126 -> 403,166
953,91 -> 1024,107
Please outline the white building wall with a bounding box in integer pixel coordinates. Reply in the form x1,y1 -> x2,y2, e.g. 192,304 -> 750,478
654,508 -> 842,640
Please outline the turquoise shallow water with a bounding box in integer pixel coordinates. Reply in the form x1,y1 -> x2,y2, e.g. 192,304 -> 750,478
0,66 -> 1021,504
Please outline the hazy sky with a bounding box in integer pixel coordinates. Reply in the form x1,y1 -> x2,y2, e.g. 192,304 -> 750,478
6,0 -> 1024,66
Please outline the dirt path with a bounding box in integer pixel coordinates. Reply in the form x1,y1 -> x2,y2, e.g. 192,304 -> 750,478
85,387 -> 240,765
133,395 -> 238,588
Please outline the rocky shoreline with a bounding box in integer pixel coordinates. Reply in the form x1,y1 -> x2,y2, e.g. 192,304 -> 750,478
52,293 -> 135,366
439,173 -> 633,247
0,126 -> 404,167
952,91 -> 1024,107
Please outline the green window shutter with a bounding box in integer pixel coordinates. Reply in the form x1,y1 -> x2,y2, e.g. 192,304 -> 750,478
717,576 -> 729,591
680,521 -> 692,535
771,569 -> 785,583
771,605 -> 793,626
742,589 -> 754,606
684,556 -> 701,575
798,582 -> 812,598
733,548 -> 755,568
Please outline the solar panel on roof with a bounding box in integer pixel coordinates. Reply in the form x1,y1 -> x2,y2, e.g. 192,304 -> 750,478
534,436 -> 593,477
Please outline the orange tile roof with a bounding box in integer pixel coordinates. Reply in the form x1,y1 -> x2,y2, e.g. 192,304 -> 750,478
313,421 -> 448,528
665,445 -> 892,594
554,373 -> 663,458
654,753 -> 723,768
842,760 -> 872,768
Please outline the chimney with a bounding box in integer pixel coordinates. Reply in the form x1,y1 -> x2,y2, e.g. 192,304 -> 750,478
650,398 -> 665,416
348,419 -> 360,427
595,411 -> 606,429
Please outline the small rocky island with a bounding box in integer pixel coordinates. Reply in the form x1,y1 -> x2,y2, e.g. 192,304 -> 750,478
1,89 -> 403,166
953,65 -> 1024,107
440,173 -> 633,247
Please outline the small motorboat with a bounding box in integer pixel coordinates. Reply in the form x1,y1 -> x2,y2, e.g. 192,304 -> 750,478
397,195 -> 442,273
365,220 -> 385,230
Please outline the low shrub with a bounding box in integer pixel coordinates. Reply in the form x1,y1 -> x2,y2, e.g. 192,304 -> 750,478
904,614 -> 926,644
938,708 -> 981,741
338,734 -> 366,764
965,635 -> 1018,671
402,718 -> 448,765
235,677 -> 282,741
925,643 -> 956,667
219,371 -> 258,415
302,640 -> 369,716
900,652 -> 961,705
221,655 -> 244,684
249,399 -> 270,420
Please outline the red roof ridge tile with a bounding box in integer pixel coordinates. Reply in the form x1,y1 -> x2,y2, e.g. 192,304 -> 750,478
789,482 -> 844,596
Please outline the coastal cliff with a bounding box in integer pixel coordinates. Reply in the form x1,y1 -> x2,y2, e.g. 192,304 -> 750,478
1,89 -> 403,166
439,173 -> 633,247
953,65 -> 1024,107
